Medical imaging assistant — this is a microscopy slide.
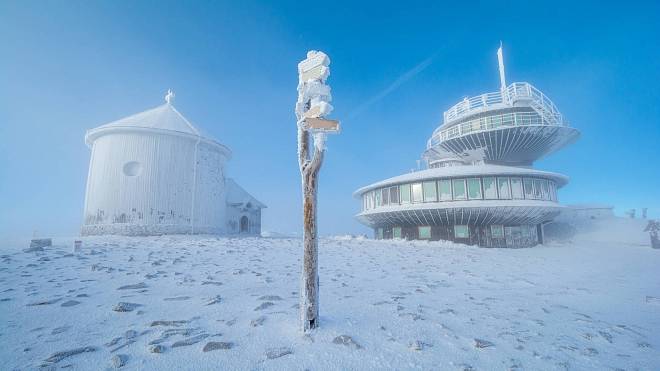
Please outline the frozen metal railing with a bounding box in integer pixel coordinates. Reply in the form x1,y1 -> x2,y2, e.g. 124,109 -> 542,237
427,110 -> 566,148
443,82 -> 565,126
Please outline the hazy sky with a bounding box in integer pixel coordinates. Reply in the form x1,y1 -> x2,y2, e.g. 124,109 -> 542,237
1,0 -> 659,241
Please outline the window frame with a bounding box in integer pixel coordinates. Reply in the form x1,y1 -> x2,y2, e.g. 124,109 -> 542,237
438,179 -> 452,201
418,226 -> 431,239
491,225 -> 504,238
540,179 -> 549,200
510,177 -> 524,199
389,186 -> 400,205
454,225 -> 469,239
423,181 -> 438,202
467,178 -> 483,200
497,177 -> 511,199
400,184 -> 411,204
411,183 -> 423,203
523,178 -> 535,199
483,177 -> 497,199
533,179 -> 543,199
452,178 -> 467,200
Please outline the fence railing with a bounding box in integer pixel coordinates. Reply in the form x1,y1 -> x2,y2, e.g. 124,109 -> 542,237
428,110 -> 563,148
443,82 -> 565,126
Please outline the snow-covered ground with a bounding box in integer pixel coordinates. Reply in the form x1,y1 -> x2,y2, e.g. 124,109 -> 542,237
1,217 -> 659,370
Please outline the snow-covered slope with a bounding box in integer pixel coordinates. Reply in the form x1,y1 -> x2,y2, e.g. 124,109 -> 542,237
1,220 -> 658,370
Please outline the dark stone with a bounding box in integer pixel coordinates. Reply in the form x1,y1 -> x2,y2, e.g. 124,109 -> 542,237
266,347 -> 292,359
44,346 -> 96,363
61,300 -> 81,307
202,342 -> 234,352
332,335 -> 362,349
117,283 -> 147,290
112,302 -> 141,312
474,338 -> 495,348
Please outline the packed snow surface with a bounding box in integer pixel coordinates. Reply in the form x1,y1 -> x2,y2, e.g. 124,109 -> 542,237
1,218 -> 659,370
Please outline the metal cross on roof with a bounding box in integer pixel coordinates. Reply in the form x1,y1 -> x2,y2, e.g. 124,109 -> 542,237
165,89 -> 175,105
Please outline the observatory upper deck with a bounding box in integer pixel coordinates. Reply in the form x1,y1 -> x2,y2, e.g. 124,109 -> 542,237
425,82 -> 579,165
442,82 -> 566,128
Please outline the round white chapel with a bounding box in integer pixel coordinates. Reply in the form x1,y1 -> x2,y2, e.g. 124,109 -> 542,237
81,90 -> 264,236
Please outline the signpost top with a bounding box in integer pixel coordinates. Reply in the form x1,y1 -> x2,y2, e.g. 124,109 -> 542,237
298,51 -> 330,73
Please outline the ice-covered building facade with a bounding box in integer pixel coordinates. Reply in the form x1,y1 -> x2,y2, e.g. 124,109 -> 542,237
354,48 -> 580,247
82,90 -> 265,236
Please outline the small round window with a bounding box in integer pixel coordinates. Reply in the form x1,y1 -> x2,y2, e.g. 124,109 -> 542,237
123,161 -> 142,176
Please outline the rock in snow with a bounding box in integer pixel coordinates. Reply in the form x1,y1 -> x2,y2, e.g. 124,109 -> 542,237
254,301 -> 274,311
332,335 -> 362,349
44,346 -> 96,363
149,344 -> 165,354
171,334 -> 209,348
203,341 -> 234,352
60,300 -> 81,307
117,282 -> 148,290
111,354 -> 127,368
112,302 -> 142,312
474,338 -> 495,349
150,320 -> 188,327
265,347 -> 293,359
204,295 -> 222,306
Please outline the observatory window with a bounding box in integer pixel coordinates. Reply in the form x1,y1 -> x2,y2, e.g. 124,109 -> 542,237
418,226 -> 431,239
423,181 -> 437,202
375,190 -> 382,207
550,182 -> 557,201
400,184 -> 411,204
541,180 -> 550,200
411,183 -> 423,203
381,188 -> 390,206
533,179 -> 543,199
439,180 -> 452,201
389,186 -> 400,205
523,178 -> 535,199
454,225 -> 469,239
497,177 -> 511,199
467,178 -> 482,200
483,177 -> 497,199
510,178 -> 524,199
491,225 -> 504,238
452,179 -> 466,200
122,161 -> 142,177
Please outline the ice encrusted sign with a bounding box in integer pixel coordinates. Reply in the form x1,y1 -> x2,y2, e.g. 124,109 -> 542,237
295,50 -> 340,332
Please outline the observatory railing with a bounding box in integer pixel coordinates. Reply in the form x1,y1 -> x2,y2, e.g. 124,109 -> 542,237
443,82 -> 565,127
427,110 -> 568,148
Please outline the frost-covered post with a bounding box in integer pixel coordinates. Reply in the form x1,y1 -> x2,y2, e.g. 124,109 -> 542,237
296,51 -> 340,332
644,220 -> 660,249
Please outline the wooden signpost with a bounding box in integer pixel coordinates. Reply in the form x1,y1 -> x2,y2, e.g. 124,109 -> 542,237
295,51 -> 340,332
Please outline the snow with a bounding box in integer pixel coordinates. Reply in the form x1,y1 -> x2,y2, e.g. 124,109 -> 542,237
1,217 -> 659,370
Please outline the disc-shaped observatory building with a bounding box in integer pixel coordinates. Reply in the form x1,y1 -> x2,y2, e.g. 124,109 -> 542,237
82,91 -> 265,236
354,48 -> 579,248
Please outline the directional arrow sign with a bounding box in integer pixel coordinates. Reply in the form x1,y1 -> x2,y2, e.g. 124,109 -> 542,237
304,101 -> 333,118
298,51 -> 330,73
299,65 -> 329,83
303,117 -> 340,133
